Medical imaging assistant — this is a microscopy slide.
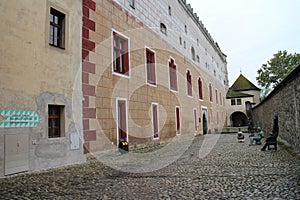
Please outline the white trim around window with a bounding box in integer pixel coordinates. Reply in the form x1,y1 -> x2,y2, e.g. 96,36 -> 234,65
111,28 -> 131,79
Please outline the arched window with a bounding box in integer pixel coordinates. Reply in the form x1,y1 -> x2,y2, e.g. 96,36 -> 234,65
191,46 -> 195,61
184,25 -> 187,33
186,70 -> 192,96
198,77 -> 203,100
160,23 -> 167,35
168,6 -> 172,16
196,55 -> 200,63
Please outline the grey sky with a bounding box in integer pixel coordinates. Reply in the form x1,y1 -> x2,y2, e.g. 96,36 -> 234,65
187,0 -> 300,87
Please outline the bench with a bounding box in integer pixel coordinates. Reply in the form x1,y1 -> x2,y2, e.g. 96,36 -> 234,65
261,113 -> 279,151
262,135 -> 278,151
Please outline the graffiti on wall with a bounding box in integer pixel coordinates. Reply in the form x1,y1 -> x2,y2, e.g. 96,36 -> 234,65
0,110 -> 40,128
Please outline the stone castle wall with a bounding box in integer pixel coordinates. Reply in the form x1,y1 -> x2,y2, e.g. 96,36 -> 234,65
252,66 -> 300,153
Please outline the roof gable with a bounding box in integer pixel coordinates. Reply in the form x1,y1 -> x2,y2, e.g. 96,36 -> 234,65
230,74 -> 260,91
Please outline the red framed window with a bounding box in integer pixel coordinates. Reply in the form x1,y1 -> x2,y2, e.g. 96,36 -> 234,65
187,70 -> 192,96
198,77 -> 203,100
169,58 -> 178,91
152,104 -> 159,139
113,31 -> 129,76
146,48 -> 156,85
216,89 -> 218,104
209,84 -> 213,102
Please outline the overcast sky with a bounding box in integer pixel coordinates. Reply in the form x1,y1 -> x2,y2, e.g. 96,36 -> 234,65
187,0 -> 300,87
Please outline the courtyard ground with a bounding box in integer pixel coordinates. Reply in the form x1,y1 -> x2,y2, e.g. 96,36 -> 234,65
0,133 -> 299,199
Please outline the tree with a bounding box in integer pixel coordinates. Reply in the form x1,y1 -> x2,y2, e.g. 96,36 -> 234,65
256,50 -> 300,89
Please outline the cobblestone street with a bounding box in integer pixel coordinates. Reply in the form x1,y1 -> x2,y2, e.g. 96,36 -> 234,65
1,134 -> 299,199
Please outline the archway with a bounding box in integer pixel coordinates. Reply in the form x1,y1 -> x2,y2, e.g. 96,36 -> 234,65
231,112 -> 247,127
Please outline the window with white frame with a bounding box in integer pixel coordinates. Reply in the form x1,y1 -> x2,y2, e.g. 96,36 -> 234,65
113,31 -> 129,76
146,48 -> 156,85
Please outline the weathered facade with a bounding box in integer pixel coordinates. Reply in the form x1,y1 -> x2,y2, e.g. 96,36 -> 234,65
226,74 -> 260,127
82,0 -> 229,153
252,65 -> 300,153
0,0 -> 85,176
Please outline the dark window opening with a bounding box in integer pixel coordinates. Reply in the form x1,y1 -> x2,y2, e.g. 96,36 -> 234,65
231,99 -> 236,105
237,98 -> 242,105
160,23 -> 167,35
198,77 -> 203,100
130,0 -> 135,8
49,8 -> 65,49
153,104 -> 159,139
187,70 -> 192,96
191,46 -> 195,61
48,105 -> 64,138
176,107 -> 180,134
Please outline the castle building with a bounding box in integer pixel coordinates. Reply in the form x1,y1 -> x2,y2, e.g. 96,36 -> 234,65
226,74 -> 261,127
0,0 -> 85,176
0,0 -> 229,176
82,0 -> 229,153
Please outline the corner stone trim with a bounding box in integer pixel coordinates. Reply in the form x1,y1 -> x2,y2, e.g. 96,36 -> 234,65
82,0 -> 96,153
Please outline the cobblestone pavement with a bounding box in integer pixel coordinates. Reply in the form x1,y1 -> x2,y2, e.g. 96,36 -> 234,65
1,134 -> 299,199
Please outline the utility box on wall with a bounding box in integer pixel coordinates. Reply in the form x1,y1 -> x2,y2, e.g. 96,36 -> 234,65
5,133 -> 29,175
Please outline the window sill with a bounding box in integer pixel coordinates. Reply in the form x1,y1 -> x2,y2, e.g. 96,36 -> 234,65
170,88 -> 178,93
147,82 -> 157,87
49,43 -> 65,50
113,72 -> 130,79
